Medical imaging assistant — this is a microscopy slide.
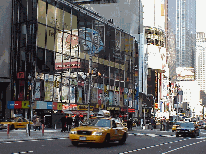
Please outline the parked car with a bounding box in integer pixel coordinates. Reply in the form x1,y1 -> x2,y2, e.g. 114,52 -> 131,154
69,118 -> 128,146
176,122 -> 199,138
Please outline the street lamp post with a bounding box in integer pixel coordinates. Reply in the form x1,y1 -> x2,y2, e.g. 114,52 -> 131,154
28,74 -> 32,136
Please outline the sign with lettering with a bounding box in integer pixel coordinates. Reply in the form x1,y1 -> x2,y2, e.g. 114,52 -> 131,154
77,105 -> 94,111
22,101 -> 29,109
106,107 -> 120,111
17,72 -> 24,79
7,101 -> 14,109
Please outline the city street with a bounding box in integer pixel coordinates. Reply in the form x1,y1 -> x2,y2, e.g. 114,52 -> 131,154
1,128 -> 206,154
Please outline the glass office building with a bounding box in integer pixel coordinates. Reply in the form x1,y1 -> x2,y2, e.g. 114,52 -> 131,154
9,0 -> 138,119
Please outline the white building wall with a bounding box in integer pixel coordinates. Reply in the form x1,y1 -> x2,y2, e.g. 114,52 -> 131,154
196,32 -> 206,93
179,81 -> 202,116
142,0 -> 165,29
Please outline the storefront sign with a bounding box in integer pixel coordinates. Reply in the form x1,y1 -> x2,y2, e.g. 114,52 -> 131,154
7,101 -> 14,109
22,101 -> 29,109
47,102 -> 53,109
17,72 -> 24,79
14,101 -> 22,109
62,104 -> 77,110
77,105 -> 93,111
36,101 -> 47,109
128,108 -> 135,113
53,102 -> 57,110
107,107 -> 120,111
57,103 -> 62,110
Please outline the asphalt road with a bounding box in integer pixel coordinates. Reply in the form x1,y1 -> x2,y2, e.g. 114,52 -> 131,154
1,129 -> 206,154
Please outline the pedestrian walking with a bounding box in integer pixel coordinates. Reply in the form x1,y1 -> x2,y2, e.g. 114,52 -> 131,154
61,115 -> 67,132
74,115 -> 80,128
66,115 -> 73,132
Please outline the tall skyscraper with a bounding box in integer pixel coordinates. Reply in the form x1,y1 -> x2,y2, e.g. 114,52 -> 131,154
176,0 -> 196,68
196,32 -> 206,92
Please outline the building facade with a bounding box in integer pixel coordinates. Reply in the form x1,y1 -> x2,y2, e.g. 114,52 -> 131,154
176,0 -> 196,68
0,0 -> 12,120
8,0 -> 138,123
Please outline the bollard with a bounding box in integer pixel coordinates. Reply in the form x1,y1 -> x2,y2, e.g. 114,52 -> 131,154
55,124 -> 56,130
42,124 -> 44,136
26,124 -> 28,134
7,124 -> 10,138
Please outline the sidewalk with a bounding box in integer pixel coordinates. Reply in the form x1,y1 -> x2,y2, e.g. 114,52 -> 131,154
0,128 -> 69,142
0,127 -> 173,142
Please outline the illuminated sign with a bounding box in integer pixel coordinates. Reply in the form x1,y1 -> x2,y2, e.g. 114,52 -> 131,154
107,107 -> 120,111
154,103 -> 158,109
77,105 -> 94,111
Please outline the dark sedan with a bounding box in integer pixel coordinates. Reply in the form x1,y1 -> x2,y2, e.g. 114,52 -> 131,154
176,122 -> 199,138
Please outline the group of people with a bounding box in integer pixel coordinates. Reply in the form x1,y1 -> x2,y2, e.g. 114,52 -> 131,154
61,115 -> 81,132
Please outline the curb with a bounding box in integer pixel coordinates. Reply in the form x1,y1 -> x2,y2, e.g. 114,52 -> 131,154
0,137 -> 69,144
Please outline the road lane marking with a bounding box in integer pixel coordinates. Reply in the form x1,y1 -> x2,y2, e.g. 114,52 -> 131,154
119,137 -> 192,154
162,140 -> 206,154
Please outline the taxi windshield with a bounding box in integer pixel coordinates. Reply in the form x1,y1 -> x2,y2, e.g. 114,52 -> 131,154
83,119 -> 111,127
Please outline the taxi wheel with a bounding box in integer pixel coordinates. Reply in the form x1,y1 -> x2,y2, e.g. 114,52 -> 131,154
71,141 -> 79,146
119,133 -> 126,145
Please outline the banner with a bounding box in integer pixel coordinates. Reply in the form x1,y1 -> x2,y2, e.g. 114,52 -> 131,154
44,81 -> 53,101
77,87 -> 82,104
109,91 -> 114,105
35,82 -> 41,100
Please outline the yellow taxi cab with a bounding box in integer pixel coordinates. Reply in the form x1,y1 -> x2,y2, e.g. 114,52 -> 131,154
172,121 -> 182,132
69,118 -> 128,146
0,117 -> 33,130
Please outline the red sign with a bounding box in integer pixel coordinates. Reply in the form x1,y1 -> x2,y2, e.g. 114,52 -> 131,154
53,102 -> 57,110
62,104 -> 77,110
17,72 -> 25,79
14,101 -> 22,109
128,108 -> 135,113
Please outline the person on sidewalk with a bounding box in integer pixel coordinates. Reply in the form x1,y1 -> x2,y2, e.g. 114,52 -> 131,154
74,115 -> 80,128
61,115 -> 67,132
34,116 -> 41,131
66,115 -> 73,132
